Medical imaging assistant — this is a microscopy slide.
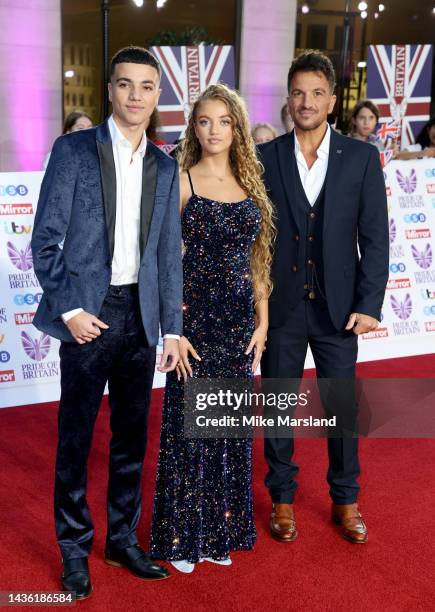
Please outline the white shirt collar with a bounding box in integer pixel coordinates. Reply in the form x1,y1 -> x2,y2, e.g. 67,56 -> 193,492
294,123 -> 331,161
108,114 -> 147,158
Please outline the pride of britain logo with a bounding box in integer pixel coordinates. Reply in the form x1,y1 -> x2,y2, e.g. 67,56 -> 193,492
390,294 -> 412,320
411,244 -> 432,270
7,241 -> 33,271
396,169 -> 417,194
389,218 -> 396,244
21,331 -> 50,361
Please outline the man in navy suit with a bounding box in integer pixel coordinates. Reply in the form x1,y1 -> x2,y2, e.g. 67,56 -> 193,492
259,52 -> 388,545
31,47 -> 182,597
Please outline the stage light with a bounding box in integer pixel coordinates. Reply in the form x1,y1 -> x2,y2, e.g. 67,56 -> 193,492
374,11 -> 379,18
64,70 -> 75,78
132,0 -> 144,7
358,61 -> 367,68
378,3 -> 385,11
358,1 -> 368,10
301,4 -> 310,14
156,0 -> 167,7
361,10 -> 368,18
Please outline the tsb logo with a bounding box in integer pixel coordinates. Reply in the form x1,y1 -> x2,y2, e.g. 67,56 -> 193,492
403,213 -> 426,223
14,293 -> 42,306
424,169 -> 435,178
389,263 -> 406,273
0,184 -> 28,197
424,305 -> 435,316
0,350 -> 11,363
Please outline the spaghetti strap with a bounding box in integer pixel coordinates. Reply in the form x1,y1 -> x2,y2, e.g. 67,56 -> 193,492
186,169 -> 195,196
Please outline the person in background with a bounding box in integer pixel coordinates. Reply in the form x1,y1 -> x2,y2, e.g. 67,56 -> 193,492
394,116 -> 435,160
63,111 -> 93,134
281,102 -> 295,133
348,100 -> 384,151
252,122 -> 278,144
146,108 -> 166,146
43,111 -> 93,169
327,113 -> 339,131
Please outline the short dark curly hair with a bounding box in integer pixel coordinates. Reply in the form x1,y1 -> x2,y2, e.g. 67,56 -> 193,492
287,51 -> 336,93
110,46 -> 161,79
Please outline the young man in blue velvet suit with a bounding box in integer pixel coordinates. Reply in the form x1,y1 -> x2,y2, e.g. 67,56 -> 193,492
258,52 -> 388,545
31,47 -> 182,597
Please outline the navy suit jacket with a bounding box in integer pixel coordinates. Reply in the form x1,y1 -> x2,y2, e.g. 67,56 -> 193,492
31,120 -> 183,345
258,129 -> 389,331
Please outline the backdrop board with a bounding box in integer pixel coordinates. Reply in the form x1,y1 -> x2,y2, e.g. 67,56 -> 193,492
0,172 -> 166,409
1,160 -> 434,408
152,45 -> 235,144
367,44 -> 432,147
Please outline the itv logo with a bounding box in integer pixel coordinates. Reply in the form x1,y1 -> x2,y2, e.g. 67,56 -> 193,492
3,221 -> 32,235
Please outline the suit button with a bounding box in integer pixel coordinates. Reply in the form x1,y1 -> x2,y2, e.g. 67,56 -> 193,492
308,236 -> 314,242
292,265 -> 297,272
310,212 -> 315,218
307,259 -> 313,265
295,235 -> 299,241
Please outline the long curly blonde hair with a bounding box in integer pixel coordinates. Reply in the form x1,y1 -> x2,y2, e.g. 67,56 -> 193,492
179,84 -> 275,300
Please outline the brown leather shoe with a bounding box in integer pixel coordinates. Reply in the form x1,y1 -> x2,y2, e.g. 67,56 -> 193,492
331,503 -> 368,544
270,503 -> 298,542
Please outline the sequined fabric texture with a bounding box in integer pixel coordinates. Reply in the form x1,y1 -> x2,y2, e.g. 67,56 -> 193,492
150,193 -> 261,562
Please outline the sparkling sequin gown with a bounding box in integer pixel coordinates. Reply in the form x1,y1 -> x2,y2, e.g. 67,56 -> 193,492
150,175 -> 261,562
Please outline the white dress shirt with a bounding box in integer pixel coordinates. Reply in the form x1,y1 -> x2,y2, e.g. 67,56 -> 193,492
294,124 -> 330,205
62,116 -> 179,340
109,114 -> 146,285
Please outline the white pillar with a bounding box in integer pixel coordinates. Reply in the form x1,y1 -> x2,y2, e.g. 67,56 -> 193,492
0,0 -> 62,171
239,0 -> 297,133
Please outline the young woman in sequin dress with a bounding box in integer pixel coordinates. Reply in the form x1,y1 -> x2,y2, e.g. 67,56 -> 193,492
150,84 -> 275,573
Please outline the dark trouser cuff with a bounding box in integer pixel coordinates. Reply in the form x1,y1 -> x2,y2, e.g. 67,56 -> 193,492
330,496 -> 359,505
270,492 -> 295,504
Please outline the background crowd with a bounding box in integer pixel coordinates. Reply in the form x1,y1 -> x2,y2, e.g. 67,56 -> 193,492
48,98 -> 435,167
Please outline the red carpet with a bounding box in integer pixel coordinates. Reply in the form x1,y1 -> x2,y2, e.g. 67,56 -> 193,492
0,354 -> 434,611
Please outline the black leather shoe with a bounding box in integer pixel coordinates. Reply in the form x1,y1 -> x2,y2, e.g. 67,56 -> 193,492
61,557 -> 92,600
105,544 -> 170,580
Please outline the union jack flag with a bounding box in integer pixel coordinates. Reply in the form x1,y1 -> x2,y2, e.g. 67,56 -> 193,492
151,45 -> 235,144
376,120 -> 401,143
379,149 -> 394,168
367,45 -> 432,147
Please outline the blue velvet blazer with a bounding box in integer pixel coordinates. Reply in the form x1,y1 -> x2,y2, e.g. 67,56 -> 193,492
31,119 -> 183,345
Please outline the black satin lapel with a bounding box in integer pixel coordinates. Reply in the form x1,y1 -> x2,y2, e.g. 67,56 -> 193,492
277,132 -> 302,234
96,139 -> 116,258
323,131 -> 344,236
140,147 -> 158,256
